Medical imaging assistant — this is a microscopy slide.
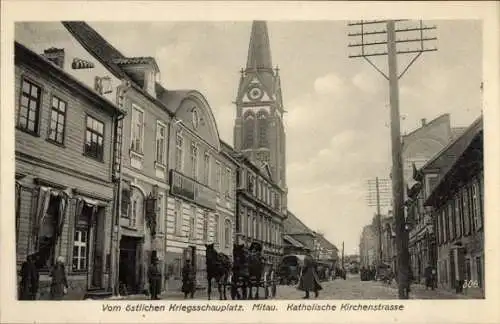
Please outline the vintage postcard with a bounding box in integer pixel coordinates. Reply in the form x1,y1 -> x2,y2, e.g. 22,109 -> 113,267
1,1 -> 499,323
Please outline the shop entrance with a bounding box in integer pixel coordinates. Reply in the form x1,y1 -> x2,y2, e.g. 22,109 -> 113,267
119,236 -> 140,294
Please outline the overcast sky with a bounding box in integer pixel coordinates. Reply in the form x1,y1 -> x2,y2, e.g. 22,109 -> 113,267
15,20 -> 482,255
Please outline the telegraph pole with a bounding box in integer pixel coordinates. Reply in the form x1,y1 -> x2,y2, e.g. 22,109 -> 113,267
349,20 -> 437,299
367,177 -> 390,265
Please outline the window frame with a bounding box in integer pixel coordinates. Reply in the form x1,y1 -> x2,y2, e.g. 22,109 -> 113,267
155,121 -> 167,165
175,131 -> 184,172
203,152 -> 211,186
216,161 -> 222,196
224,218 -> 232,248
130,104 -> 145,154
72,226 -> 89,272
84,114 -> 105,162
47,94 -> 67,145
18,77 -> 43,135
190,142 -> 199,180
189,205 -> 197,241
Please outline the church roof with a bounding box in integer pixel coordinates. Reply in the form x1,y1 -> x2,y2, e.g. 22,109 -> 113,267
246,21 -> 273,70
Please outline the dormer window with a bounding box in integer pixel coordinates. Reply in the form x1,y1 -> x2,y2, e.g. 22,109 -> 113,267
113,57 -> 159,98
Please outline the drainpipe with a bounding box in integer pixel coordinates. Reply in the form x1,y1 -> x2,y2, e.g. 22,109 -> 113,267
109,80 -> 130,296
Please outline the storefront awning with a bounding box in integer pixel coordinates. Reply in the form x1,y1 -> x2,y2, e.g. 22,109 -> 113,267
283,234 -> 305,248
75,196 -> 108,207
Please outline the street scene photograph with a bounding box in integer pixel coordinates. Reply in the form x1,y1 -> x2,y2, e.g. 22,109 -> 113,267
13,19 -> 484,302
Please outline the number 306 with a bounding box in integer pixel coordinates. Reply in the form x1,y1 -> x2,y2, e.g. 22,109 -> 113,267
463,280 -> 479,288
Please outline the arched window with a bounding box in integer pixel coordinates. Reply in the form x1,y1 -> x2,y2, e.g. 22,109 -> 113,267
243,112 -> 255,149
257,111 -> 269,147
224,219 -> 232,248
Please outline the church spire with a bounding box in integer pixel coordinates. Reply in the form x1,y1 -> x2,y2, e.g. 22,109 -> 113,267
246,21 -> 273,70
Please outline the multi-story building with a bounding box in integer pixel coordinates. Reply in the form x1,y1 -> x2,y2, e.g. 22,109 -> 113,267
225,146 -> 286,266
14,41 -> 125,299
359,224 -> 377,268
63,21 -> 174,295
424,116 -> 483,297
315,233 -> 339,269
161,93 -> 237,291
403,114 -> 467,284
380,214 -> 396,269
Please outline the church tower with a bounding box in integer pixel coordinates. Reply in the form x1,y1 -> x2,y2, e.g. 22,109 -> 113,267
233,20 -> 287,189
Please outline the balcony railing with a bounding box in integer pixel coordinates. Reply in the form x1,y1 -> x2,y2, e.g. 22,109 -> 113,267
170,169 -> 217,210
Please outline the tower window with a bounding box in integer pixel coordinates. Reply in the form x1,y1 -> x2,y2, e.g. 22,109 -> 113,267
257,111 -> 268,147
243,112 -> 255,149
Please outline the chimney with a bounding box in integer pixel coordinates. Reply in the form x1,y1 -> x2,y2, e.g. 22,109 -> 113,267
421,118 -> 427,127
43,48 -> 65,69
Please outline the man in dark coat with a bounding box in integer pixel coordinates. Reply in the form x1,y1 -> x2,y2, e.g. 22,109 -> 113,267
297,256 -> 322,299
19,254 -> 39,300
182,259 -> 196,299
424,264 -> 435,290
148,256 -> 162,300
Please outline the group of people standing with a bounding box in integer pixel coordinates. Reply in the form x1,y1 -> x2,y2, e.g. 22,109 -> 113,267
19,254 -> 69,300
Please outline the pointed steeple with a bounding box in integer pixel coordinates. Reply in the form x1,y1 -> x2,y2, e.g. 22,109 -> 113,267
246,21 -> 273,70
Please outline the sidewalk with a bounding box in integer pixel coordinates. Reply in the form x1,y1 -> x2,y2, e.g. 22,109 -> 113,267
380,281 -> 484,299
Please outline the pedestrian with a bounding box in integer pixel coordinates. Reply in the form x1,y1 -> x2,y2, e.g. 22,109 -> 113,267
50,256 -> 68,300
148,255 -> 162,300
297,256 -> 322,299
424,263 -> 434,290
19,254 -> 40,300
181,259 -> 196,299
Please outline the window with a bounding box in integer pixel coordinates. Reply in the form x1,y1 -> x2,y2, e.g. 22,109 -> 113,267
224,219 -> 231,248
175,131 -> 184,171
190,143 -> 198,180
174,200 -> 183,235
447,203 -> 454,240
189,206 -> 196,240
131,197 -> 138,227
202,211 -> 209,242
247,211 -> 252,237
240,208 -> 246,235
216,162 -> 222,195
48,96 -> 66,144
465,258 -> 471,281
252,216 -> 257,239
121,188 -> 130,218
472,180 -> 482,230
455,195 -> 462,237
243,113 -> 255,149
72,229 -> 88,271
18,79 -> 41,134
462,188 -> 470,235
131,105 -> 144,153
442,209 -> 447,243
156,122 -> 167,164
225,168 -> 231,196
84,115 -> 104,161
257,111 -> 268,147
203,153 -> 210,185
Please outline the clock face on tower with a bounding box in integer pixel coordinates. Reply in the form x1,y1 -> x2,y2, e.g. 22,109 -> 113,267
247,84 -> 264,101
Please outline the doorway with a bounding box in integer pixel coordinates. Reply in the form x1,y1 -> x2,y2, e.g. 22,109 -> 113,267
119,236 -> 140,294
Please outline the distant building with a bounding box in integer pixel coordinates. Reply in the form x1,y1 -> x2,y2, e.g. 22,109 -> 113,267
283,211 -> 317,256
359,224 -> 377,268
424,117 -> 483,297
224,144 -> 286,267
316,233 -> 339,268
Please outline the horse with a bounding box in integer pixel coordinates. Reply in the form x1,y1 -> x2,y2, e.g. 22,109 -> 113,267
231,243 -> 250,300
205,243 -> 231,300
247,242 -> 265,300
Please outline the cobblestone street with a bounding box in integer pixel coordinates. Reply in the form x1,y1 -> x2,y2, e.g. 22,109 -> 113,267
110,274 -> 482,301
